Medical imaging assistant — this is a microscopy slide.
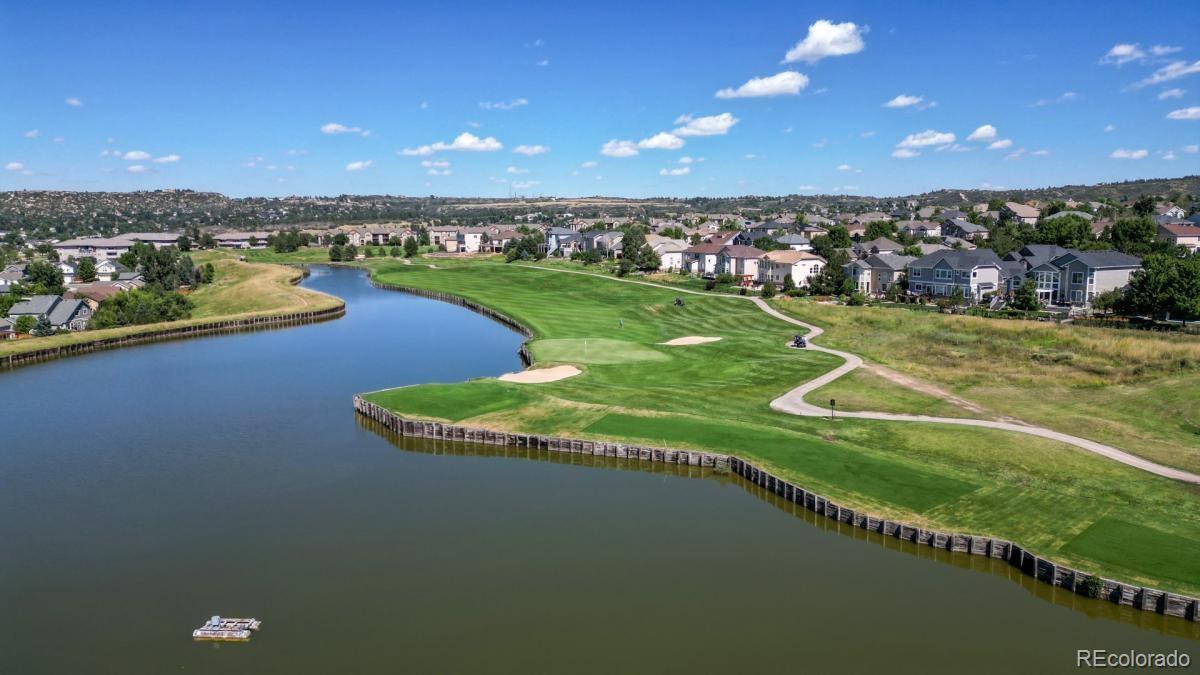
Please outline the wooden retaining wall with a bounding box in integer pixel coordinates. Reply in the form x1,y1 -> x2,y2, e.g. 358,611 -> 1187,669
352,396 -> 1200,623
369,279 -> 534,339
2,268 -> 344,370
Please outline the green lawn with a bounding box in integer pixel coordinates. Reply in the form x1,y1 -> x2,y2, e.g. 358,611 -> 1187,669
769,297 -> 1200,475
360,258 -> 1200,596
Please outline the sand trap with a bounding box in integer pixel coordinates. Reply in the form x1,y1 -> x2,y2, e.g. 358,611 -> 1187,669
659,336 -> 723,346
498,365 -> 581,384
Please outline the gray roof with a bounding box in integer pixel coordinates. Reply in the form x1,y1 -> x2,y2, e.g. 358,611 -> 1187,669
865,253 -> 915,271
47,299 -> 87,327
999,261 -> 1026,280
6,295 -> 60,316
1042,210 -> 1095,222
944,218 -> 988,233
1053,250 -> 1142,269
1005,244 -> 1070,269
912,248 -> 1003,270
858,237 -> 902,251
774,233 -> 811,245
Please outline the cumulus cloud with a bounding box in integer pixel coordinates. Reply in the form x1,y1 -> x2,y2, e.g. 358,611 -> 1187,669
891,148 -> 919,159
152,154 -> 181,163
1101,43 -> 1145,65
896,129 -> 955,149
1135,60 -> 1200,88
513,144 -> 549,155
23,129 -> 41,138
600,140 -> 639,157
715,71 -> 809,98
884,94 -> 923,108
5,161 -> 25,171
967,124 -> 997,141
64,97 -> 82,107
126,165 -> 147,173
1163,151 -> 1177,160
1110,148 -> 1148,159
659,166 -> 691,176
345,160 -> 373,171
1185,144 -> 1199,153
987,139 -> 1013,150
479,98 -> 528,110
1166,106 -> 1200,120
673,112 -> 738,137
637,132 -> 685,150
122,150 -> 151,161
1159,88 -> 1185,100
784,20 -> 866,63
837,163 -> 852,171
321,122 -> 370,136
400,132 -> 503,155
1152,45 -> 1183,57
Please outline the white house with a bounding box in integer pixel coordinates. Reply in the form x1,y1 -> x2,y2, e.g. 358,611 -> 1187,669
758,250 -> 824,288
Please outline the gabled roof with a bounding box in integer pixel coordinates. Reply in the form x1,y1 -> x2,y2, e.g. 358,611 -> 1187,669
774,233 -> 811,245
47,299 -> 87,326
719,245 -> 766,259
858,237 -> 902,251
1159,223 -> 1200,237
1004,202 -> 1041,219
7,295 -> 60,316
912,248 -> 1003,270
683,242 -> 726,255
762,250 -> 824,264
1052,250 -> 1142,269
864,253 -> 915,270
944,217 -> 988,233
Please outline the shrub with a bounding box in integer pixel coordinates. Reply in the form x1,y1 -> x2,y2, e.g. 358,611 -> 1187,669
1080,574 -> 1103,599
761,281 -> 777,299
704,279 -> 717,291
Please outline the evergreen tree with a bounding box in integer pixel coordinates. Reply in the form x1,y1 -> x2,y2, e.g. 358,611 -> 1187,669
404,237 -> 419,257
77,257 -> 98,283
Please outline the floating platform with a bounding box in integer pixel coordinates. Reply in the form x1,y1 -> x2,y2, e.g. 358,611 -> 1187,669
193,616 -> 262,642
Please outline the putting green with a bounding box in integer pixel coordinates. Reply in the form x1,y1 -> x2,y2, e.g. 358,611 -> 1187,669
530,338 -> 670,364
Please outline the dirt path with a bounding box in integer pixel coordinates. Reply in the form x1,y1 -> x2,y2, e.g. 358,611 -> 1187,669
515,264 -> 1200,484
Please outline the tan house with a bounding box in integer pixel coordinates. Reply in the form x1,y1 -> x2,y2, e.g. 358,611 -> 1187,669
758,250 -> 825,288
1002,202 -> 1040,225
844,253 -> 914,296
1158,223 -> 1200,252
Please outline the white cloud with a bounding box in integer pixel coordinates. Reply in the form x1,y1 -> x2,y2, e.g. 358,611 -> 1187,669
891,148 -> 919,159
1166,106 -> 1200,120
1159,88 -> 1186,100
5,161 -> 25,171
286,148 -> 308,156
420,160 -> 450,168
600,140 -> 639,157
345,160 -> 373,171
580,160 -> 598,168
1031,149 -> 1050,156
52,136 -> 64,143
122,150 -> 150,160
1031,91 -> 1078,107
479,98 -> 528,110
1163,151 -> 1177,160
511,180 -> 539,189
1104,124 -> 1115,132
126,164 -> 147,173
1135,60 -> 1200,88
1184,144 -> 1199,153
937,143 -> 972,153
884,94 -> 923,108
896,129 -> 955,149
1101,43 -> 1145,65
1005,148 -> 1027,160
659,166 -> 691,176
152,154 -> 181,163
967,124 -> 997,141
837,163 -> 852,171
321,122 -> 370,136
1152,45 -> 1183,57
987,139 -> 1013,150
64,97 -> 82,107
513,144 -> 549,155
715,71 -> 809,98
426,168 -> 451,176
506,166 -> 529,174
536,59 -> 550,67
784,19 -> 867,63
811,138 -> 828,148
678,156 -> 702,165
638,132 -> 685,150
673,112 -> 738,137
400,132 -> 503,155
1110,148 -> 1148,159
23,129 -> 41,138
860,130 -> 876,138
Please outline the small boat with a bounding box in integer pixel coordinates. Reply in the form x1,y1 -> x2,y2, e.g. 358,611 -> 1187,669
193,616 -> 262,641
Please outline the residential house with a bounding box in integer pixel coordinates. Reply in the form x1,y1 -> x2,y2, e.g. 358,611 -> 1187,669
121,232 -> 181,249
583,230 -> 624,257
54,236 -> 134,261
1155,204 -> 1187,220
1002,202 -> 1041,225
488,229 -> 521,253
844,253 -> 914,296
758,250 -> 825,288
1158,223 -> 1200,252
942,218 -> 989,241
853,237 -> 903,258
773,233 -> 812,251
843,222 -> 867,239
545,227 -> 583,257
57,261 -> 78,284
214,232 -> 271,249
6,295 -> 92,331
428,226 -> 461,250
1003,245 -> 1070,303
94,259 -> 129,279
852,211 -> 892,225
896,220 -> 942,239
683,242 -> 725,276
906,249 -> 1004,301
456,226 -> 495,254
1050,250 -> 1142,306
706,230 -> 755,246
716,246 -> 765,285
0,317 -> 13,339
645,235 -> 689,272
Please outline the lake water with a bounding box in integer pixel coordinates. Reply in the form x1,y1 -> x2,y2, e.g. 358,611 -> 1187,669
0,266 -> 1194,674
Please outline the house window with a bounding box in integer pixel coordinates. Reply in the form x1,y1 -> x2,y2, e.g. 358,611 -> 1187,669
935,268 -> 952,280
912,283 -> 924,293
911,269 -> 922,278
1071,272 -> 1084,285
971,271 -> 977,278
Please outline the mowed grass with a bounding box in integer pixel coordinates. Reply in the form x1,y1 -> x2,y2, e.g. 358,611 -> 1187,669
769,298 -> 1200,475
0,253 -> 340,358
361,259 -> 1200,596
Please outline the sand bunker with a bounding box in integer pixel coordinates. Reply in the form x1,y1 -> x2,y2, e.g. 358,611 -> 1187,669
498,365 -> 582,384
659,336 -> 723,346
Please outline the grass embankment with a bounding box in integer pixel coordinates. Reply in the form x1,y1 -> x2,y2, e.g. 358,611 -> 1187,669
362,258 -> 1200,597
770,299 -> 1200,476
0,253 -> 341,359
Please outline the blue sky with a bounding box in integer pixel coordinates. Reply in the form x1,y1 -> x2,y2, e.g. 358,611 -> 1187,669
2,0 -> 1199,198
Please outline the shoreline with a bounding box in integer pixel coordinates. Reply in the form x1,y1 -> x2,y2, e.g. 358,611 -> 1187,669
357,272 -> 1200,624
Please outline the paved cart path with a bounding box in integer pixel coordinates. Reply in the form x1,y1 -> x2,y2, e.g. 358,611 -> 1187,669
514,263 -> 1200,484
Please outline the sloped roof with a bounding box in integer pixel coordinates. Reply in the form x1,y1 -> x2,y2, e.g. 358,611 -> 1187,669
1053,250 -> 1142,269
762,250 -> 824,264
913,248 -> 1003,270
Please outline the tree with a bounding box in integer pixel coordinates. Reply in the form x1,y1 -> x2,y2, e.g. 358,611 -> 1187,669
864,220 -> 896,241
761,281 -> 777,299
13,315 -> 35,334
30,316 -> 55,337
328,244 -> 343,262
389,245 -> 401,258
619,228 -> 660,271
404,237 -> 419,258
826,224 -> 852,248
753,236 -> 787,252
89,288 -> 193,328
504,235 -> 543,262
1106,217 -> 1158,254
1125,254 -> 1200,321
660,226 -> 685,239
343,244 -> 358,260
247,235 -> 259,248
809,249 -> 851,295
202,262 -> 215,284
332,232 -> 349,246
1011,279 -> 1041,311
364,246 -> 375,258
1034,214 -> 1094,249
25,260 -> 65,295
782,273 -> 795,292
177,235 -> 192,251
1132,196 -> 1156,217
1091,288 -> 1123,316
77,257 -> 98,283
